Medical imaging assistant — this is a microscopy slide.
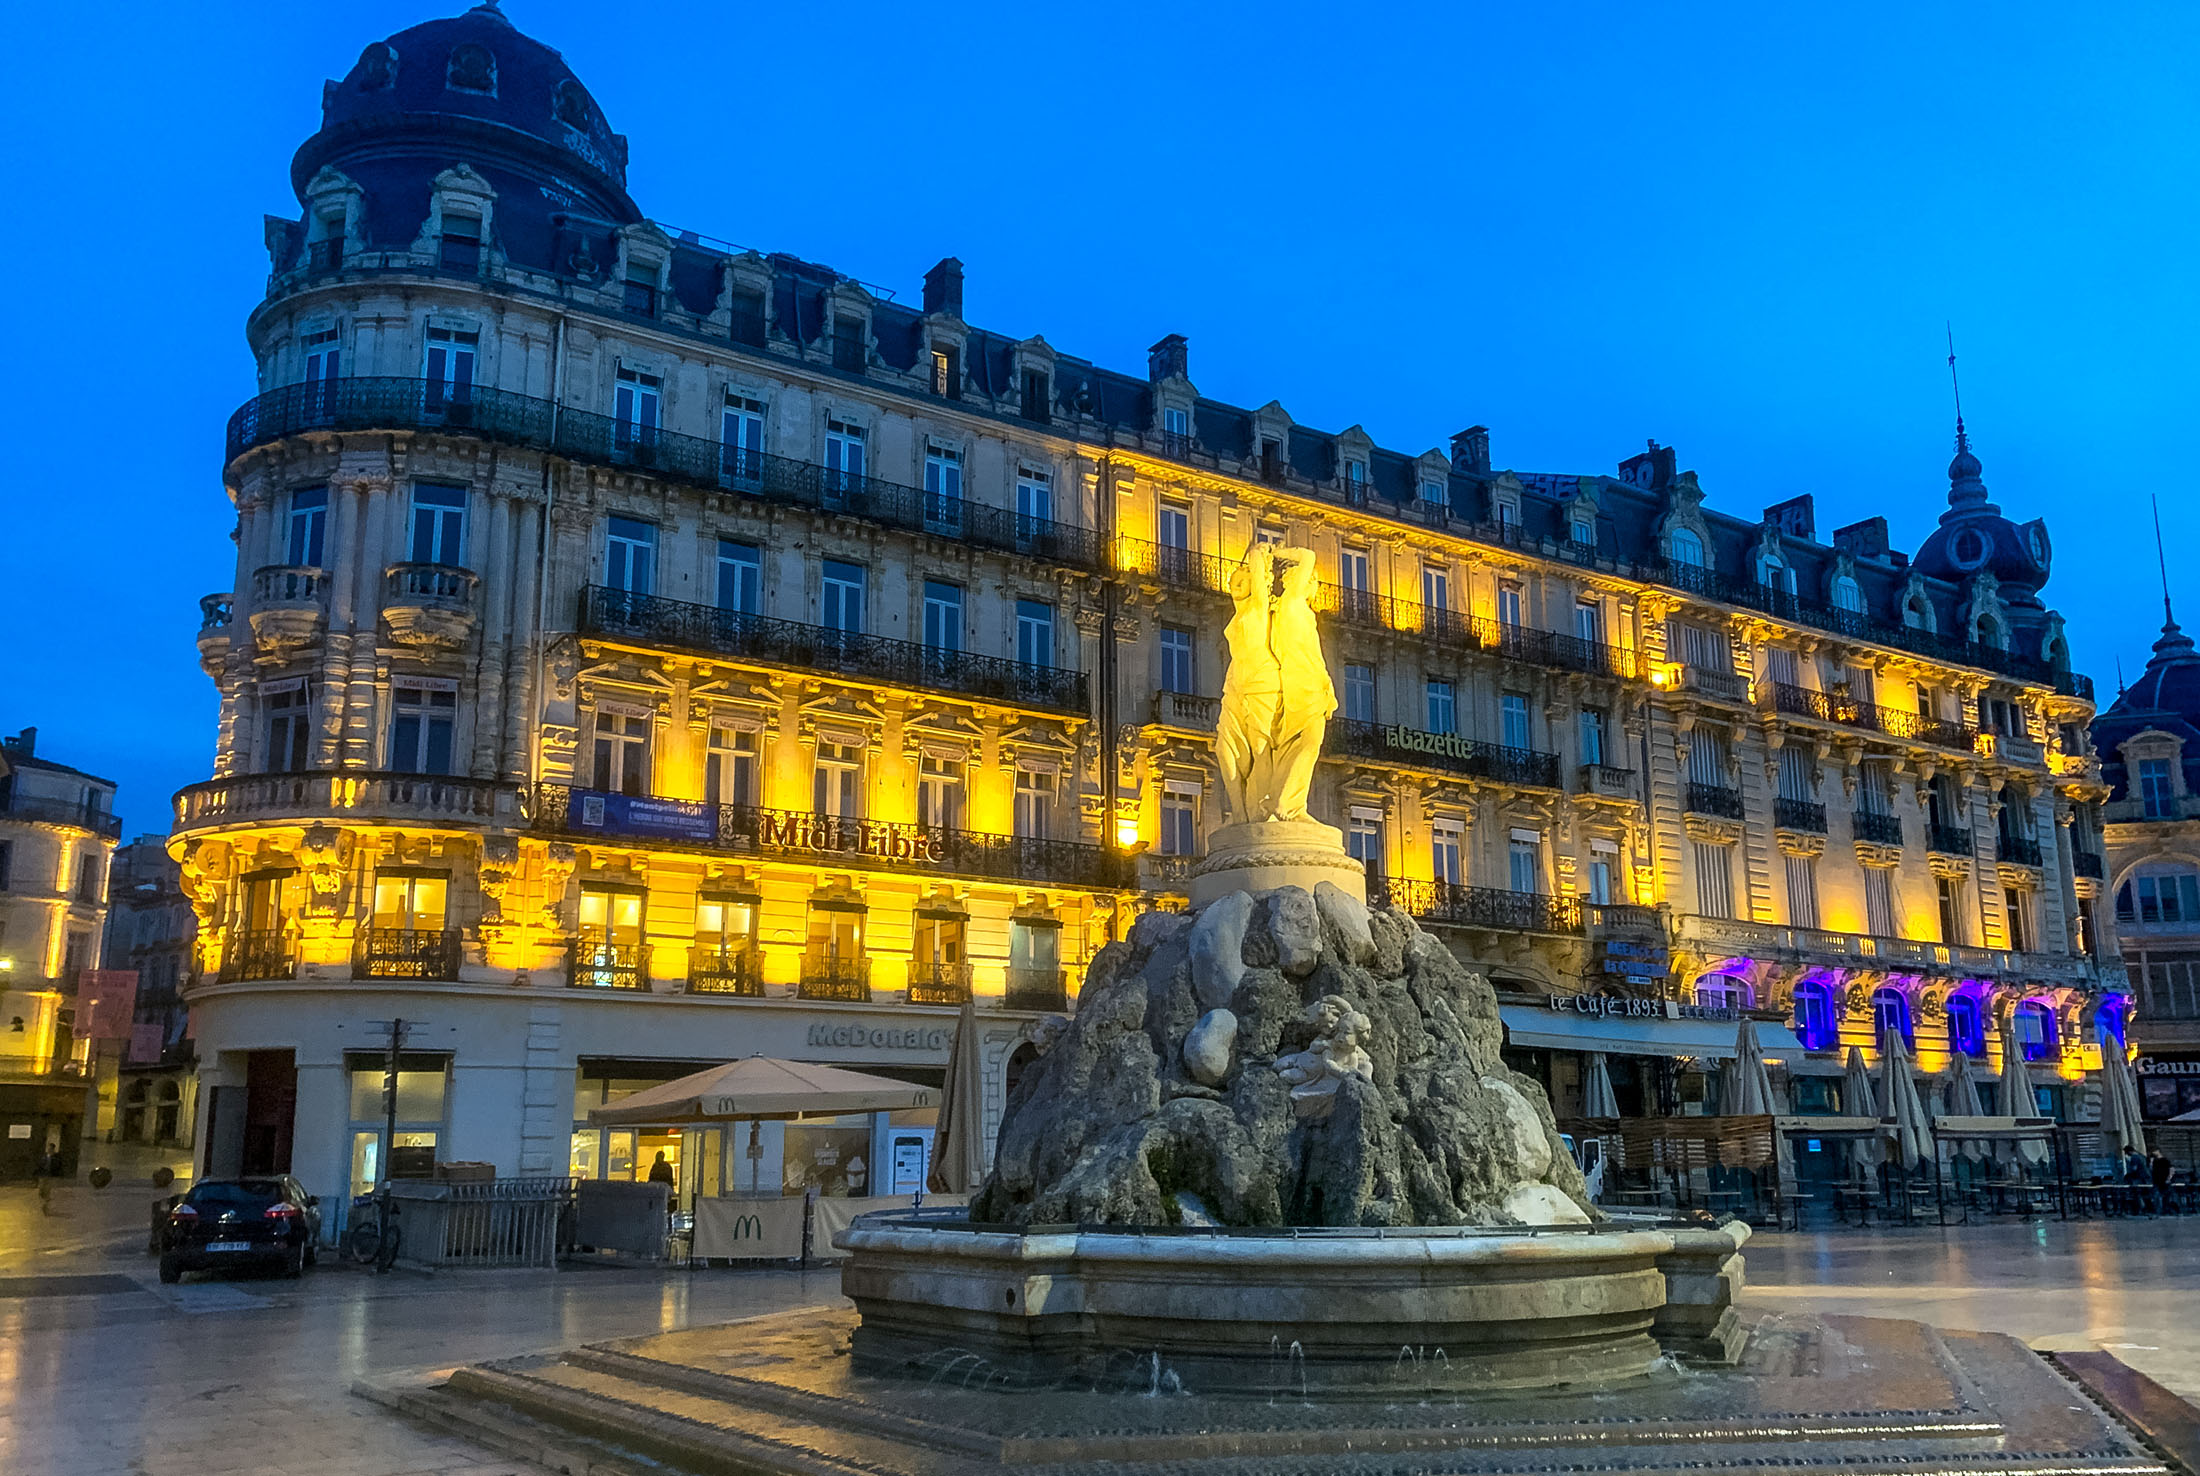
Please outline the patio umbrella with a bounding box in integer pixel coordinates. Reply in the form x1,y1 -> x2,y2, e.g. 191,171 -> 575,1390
588,1055 -> 938,1125
1878,1031 -> 1933,1173
1996,1015 -> 2050,1166
2097,1037 -> 2146,1162
927,998 -> 988,1195
1724,1018 -> 1776,1117
1842,1046 -> 1884,1178
1941,1052 -> 1987,1117
1581,1052 -> 1621,1120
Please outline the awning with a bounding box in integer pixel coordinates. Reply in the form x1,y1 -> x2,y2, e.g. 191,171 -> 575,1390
1500,1004 -> 1804,1063
587,1056 -> 938,1125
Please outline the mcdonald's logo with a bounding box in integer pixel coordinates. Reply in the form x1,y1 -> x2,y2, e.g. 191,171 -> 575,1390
729,1214 -> 764,1240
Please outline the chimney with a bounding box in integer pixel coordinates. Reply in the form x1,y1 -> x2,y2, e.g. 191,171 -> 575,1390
1832,516 -> 1891,561
921,257 -> 964,318
1451,426 -> 1490,475
1762,494 -> 1816,541
1148,334 -> 1189,383
5,727 -> 34,757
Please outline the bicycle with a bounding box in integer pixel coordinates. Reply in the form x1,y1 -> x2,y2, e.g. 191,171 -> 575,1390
345,1189 -> 402,1272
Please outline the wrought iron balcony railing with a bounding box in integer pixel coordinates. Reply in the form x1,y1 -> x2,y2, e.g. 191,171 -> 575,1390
354,927 -> 462,981
219,930 -> 295,984
1765,682 -> 1980,753
1927,824 -> 1975,857
2073,849 -> 2105,880
1998,834 -> 2044,869
533,785 -> 1134,891
1325,718 -> 1561,789
1114,537 -> 1232,594
581,586 -> 1088,714
1373,878 -> 1585,936
1004,967 -> 1069,1012
1309,585 -> 1640,680
799,956 -> 872,1002
569,938 -> 646,990
907,961 -> 974,1006
223,378 -> 1101,572
0,793 -> 123,839
1853,810 -> 1903,846
1773,797 -> 1828,834
1685,782 -> 1745,820
687,946 -> 765,996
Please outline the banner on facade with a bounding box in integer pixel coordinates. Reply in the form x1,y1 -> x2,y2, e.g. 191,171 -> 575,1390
128,1024 -> 165,1065
76,971 -> 139,1041
570,790 -> 717,844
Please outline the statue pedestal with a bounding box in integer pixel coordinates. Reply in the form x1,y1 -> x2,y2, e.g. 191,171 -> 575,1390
1187,818 -> 1368,908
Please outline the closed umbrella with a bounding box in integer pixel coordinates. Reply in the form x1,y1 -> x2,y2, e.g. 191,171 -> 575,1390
1997,1015 -> 2050,1167
1843,1045 -> 1883,1179
1724,1018 -> 1776,1117
927,998 -> 988,1195
1878,1031 -> 1933,1173
1942,1052 -> 1986,1116
2098,1038 -> 2145,1162
1581,1052 -> 1620,1120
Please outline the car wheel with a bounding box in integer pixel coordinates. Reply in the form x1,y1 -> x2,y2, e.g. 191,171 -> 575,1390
285,1244 -> 305,1279
158,1256 -> 182,1285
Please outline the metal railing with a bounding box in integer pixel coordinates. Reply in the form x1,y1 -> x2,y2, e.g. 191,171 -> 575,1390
176,772 -> 519,831
1764,682 -> 1980,752
389,1177 -> 573,1269
1004,968 -> 1068,1012
533,785 -> 1132,890
1854,810 -> 1903,846
1773,797 -> 1827,834
0,793 -> 123,839
306,238 -> 345,272
222,378 -> 1102,572
569,939 -> 646,990
354,927 -> 461,981
1685,782 -> 1745,820
1373,878 -> 1584,936
2073,849 -> 2104,879
1675,912 -> 2108,989
218,930 -> 294,984
1998,834 -> 2044,868
384,563 -> 478,608
907,961 -> 973,1006
1150,691 -> 1220,730
1927,824 -> 1975,857
1326,718 -> 1560,788
687,946 -> 765,996
581,586 -> 1088,714
1114,537 -> 1231,594
799,956 -> 872,1002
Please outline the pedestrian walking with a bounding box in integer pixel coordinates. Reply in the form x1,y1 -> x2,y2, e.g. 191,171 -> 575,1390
2151,1150 -> 2176,1215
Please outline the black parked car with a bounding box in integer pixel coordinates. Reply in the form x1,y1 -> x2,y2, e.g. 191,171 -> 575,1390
159,1176 -> 322,1282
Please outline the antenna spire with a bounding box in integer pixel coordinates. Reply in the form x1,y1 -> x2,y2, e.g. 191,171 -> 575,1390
2157,495 -> 2180,629
1946,323 -> 1965,441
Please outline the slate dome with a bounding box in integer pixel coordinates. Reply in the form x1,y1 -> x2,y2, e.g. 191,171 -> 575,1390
1910,423 -> 2051,608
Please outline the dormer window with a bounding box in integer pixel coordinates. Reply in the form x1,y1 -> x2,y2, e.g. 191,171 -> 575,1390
1162,406 -> 1191,447
1344,459 -> 1369,499
833,315 -> 867,373
1756,553 -> 1795,593
929,344 -> 960,399
1570,516 -> 1595,547
446,42 -> 496,96
623,263 -> 659,316
1022,369 -> 1051,422
1669,528 -> 1705,567
356,43 -> 397,91
1259,438 -> 1284,483
2141,757 -> 2176,820
309,214 -> 346,272
440,212 -> 482,274
1833,575 -> 1863,613
1490,488 -> 1518,527
1951,528 -> 1990,568
1423,478 -> 1449,507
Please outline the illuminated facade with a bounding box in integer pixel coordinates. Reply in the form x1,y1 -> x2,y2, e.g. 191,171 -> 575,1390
180,5 -> 2122,1206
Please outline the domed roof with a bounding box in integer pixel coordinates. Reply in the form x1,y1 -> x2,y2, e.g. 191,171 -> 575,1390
1909,421 -> 2052,606
298,2 -> 633,214
2093,615 -> 2200,801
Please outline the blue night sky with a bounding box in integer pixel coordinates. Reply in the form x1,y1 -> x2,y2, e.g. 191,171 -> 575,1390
2,2 -> 2194,834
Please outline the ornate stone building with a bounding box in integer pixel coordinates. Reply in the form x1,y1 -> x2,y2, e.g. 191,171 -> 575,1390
177,4 -> 2122,1209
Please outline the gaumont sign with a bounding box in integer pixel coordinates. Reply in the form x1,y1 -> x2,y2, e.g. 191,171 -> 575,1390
807,1023 -> 952,1054
1546,993 -> 1742,1023
2137,1056 -> 2200,1077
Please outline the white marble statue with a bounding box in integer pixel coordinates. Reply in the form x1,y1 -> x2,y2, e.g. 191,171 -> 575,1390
1274,995 -> 1375,1120
1216,544 -> 1334,824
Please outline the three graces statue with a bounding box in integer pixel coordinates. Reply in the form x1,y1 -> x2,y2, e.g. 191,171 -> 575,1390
1216,543 -> 1336,826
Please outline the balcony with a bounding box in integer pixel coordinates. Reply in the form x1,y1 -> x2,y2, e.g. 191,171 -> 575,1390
2073,849 -> 2105,880
197,593 -> 234,677
218,930 -> 295,984
1373,878 -> 1584,936
569,939 -> 645,991
1307,586 -> 1641,680
382,563 -> 480,652
1138,853 -> 1196,894
1675,913 -> 2107,990
1676,666 -> 1751,704
1998,834 -> 2044,869
175,772 -> 521,834
1326,718 -> 1560,789
1853,810 -> 1903,846
1149,691 -> 1220,732
0,791 -> 123,840
533,786 -> 1135,891
1927,824 -> 1975,857
688,946 -> 765,996
354,927 -> 461,981
1764,683 -> 1980,753
1576,764 -> 1638,800
799,956 -> 872,1002
1685,782 -> 1744,820
306,238 -> 345,273
581,586 -> 1088,715
247,564 -> 329,657
907,961 -> 973,1006
1115,537 -> 1231,595
1773,797 -> 1827,834
1004,967 -> 1069,1012
222,379 -> 1102,573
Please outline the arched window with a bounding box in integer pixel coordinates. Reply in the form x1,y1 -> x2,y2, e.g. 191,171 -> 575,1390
1872,987 -> 1913,1050
447,42 -> 497,95
1756,553 -> 1795,593
2097,996 -> 2129,1049
1695,975 -> 1754,1013
1793,977 -> 1838,1051
1904,594 -> 1932,631
1976,614 -> 2004,651
2014,999 -> 2057,1061
2116,867 -> 2200,926
1670,529 -> 1704,567
1832,575 -> 1864,613
1946,993 -> 1986,1057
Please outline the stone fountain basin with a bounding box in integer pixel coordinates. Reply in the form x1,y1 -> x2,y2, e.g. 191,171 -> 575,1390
839,1214 -> 1740,1395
